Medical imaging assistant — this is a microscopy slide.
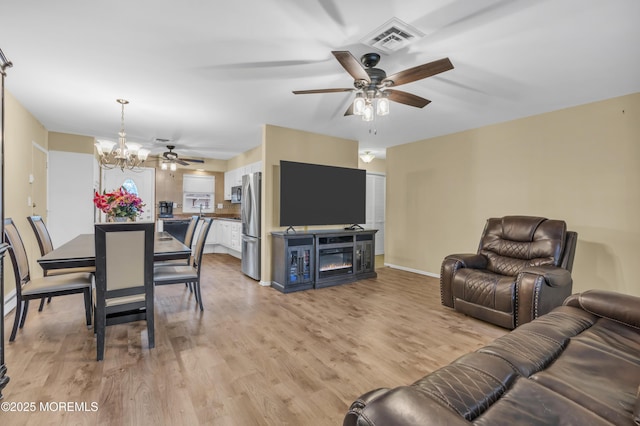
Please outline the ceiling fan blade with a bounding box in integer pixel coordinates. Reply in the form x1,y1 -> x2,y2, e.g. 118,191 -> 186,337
293,88 -> 353,94
386,89 -> 432,108
344,103 -> 354,116
383,58 -> 454,87
331,51 -> 370,82
175,159 -> 190,166
181,158 -> 205,164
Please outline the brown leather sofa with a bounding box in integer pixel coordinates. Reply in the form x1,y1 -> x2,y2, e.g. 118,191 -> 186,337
344,290 -> 640,426
440,216 -> 577,329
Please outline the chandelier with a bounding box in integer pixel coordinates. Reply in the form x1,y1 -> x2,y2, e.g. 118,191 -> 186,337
95,99 -> 149,171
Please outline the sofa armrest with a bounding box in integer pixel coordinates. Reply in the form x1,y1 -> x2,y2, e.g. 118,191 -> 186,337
343,388 -> 390,426
440,254 -> 487,307
515,266 -> 573,327
445,253 -> 488,270
564,290 -> 640,328
520,265 -> 572,288
344,386 -> 471,426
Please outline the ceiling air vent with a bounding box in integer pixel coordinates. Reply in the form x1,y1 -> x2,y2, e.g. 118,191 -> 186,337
361,18 -> 424,53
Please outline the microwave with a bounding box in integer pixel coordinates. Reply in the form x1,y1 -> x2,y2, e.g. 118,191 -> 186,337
231,185 -> 242,204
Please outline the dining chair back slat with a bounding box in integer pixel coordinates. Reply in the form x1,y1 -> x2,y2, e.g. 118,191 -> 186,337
184,215 -> 200,248
26,215 -> 54,256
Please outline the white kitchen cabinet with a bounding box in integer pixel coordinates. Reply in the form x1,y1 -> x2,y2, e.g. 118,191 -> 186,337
223,161 -> 262,200
230,222 -> 242,251
193,219 -> 241,257
208,220 -> 221,245
183,174 -> 215,213
220,220 -> 232,248
183,174 -> 214,193
223,169 -> 234,200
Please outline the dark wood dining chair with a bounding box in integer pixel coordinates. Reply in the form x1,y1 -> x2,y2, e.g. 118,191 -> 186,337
154,217 -> 212,311
27,215 -> 96,310
4,218 -> 92,342
183,215 -> 200,251
156,215 -> 199,268
94,222 -> 155,361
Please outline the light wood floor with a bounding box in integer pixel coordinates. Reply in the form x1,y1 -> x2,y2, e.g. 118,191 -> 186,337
2,254 -> 507,425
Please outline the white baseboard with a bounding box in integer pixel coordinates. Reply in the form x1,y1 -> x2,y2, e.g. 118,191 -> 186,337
259,280 -> 271,287
384,263 -> 440,278
3,289 -> 16,317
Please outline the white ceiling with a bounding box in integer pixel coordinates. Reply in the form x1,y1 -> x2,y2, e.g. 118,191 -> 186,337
1,0 -> 639,160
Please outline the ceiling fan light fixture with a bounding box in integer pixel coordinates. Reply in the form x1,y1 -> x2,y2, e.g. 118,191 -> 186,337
170,162 -> 177,171
362,103 -> 374,122
377,97 -> 390,116
161,162 -> 168,170
353,94 -> 365,115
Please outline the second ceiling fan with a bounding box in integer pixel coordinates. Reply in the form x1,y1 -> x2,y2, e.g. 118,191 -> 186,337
161,145 -> 205,169
293,51 -> 454,120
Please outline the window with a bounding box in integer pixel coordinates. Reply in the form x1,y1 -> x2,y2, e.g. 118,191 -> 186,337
121,178 -> 139,196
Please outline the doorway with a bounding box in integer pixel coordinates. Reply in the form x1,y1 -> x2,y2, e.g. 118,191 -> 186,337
101,167 -> 156,222
30,142 -> 48,276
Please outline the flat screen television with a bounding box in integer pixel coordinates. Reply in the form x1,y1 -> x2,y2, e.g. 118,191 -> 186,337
279,160 -> 366,227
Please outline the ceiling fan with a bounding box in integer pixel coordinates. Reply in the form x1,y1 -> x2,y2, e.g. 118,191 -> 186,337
293,51 -> 454,118
161,145 -> 205,166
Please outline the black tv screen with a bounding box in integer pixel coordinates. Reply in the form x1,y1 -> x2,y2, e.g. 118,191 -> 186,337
280,160 -> 366,227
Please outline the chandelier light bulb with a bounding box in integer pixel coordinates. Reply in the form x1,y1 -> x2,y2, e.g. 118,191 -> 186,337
138,148 -> 149,161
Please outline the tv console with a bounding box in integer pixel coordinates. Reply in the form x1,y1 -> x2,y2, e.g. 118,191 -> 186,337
271,229 -> 377,293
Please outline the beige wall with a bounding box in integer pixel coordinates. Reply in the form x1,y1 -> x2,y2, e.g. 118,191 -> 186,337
227,145 -> 261,171
386,92 -> 640,296
49,131 -> 94,154
4,91 -> 49,297
261,124 -> 359,283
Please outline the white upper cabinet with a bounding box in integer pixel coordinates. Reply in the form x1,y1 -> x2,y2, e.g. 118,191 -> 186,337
183,174 -> 215,213
224,161 -> 261,200
183,174 -> 214,193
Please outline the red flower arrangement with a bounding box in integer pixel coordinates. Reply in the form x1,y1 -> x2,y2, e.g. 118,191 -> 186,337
93,187 -> 145,219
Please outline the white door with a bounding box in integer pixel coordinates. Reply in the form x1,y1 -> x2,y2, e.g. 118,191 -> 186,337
49,151 -> 95,246
102,167 -> 155,222
365,173 -> 385,255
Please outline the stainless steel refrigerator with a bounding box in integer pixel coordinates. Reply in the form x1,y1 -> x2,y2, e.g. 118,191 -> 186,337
241,172 -> 261,280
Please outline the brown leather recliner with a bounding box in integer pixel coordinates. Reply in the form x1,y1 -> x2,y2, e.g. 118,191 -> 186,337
440,216 -> 577,329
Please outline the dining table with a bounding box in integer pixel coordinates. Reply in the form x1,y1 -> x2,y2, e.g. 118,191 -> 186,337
37,231 -> 191,272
